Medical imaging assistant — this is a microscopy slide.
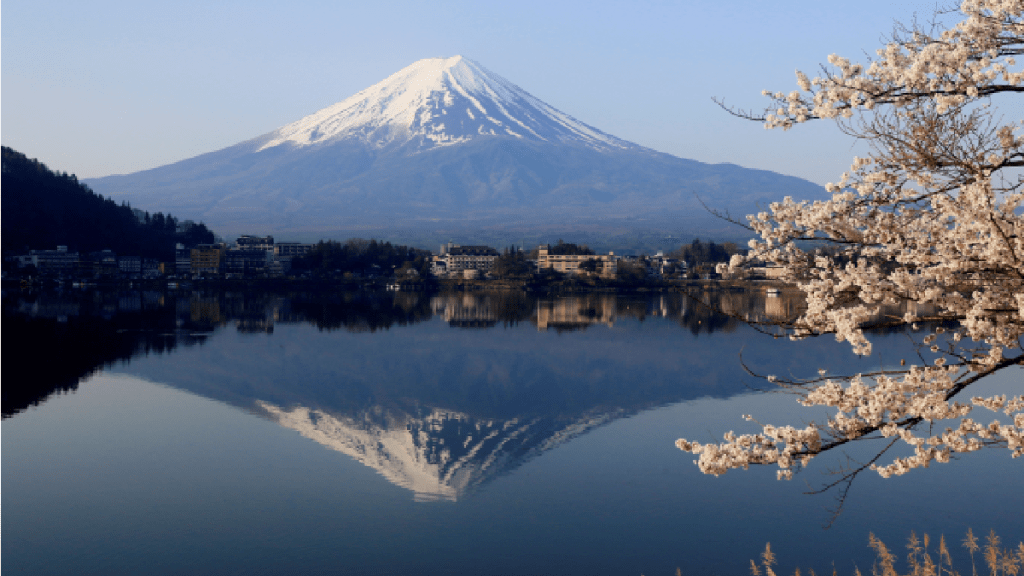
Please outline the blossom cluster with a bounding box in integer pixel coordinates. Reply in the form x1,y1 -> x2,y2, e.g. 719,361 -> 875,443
684,0 -> 1023,482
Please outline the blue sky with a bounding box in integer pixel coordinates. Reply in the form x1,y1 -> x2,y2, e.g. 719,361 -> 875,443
3,0 -> 939,185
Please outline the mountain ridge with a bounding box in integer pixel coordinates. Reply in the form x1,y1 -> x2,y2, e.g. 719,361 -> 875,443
85,56 -> 826,243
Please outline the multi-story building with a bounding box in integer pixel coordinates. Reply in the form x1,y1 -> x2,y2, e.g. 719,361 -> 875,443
273,242 -> 313,274
430,257 -> 448,278
273,242 -> 312,258
81,250 -> 119,277
175,243 -> 192,275
237,235 -> 274,251
191,243 -> 226,275
118,256 -> 142,275
19,246 -> 80,273
439,244 -> 499,278
141,259 -> 161,277
649,252 -> 685,279
536,247 -> 617,278
225,248 -> 271,276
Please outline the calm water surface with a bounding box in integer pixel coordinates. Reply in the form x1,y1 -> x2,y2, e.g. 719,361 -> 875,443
3,290 -> 1020,575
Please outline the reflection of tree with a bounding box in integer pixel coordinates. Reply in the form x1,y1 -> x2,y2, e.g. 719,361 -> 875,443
2,293 -> 208,417
680,304 -> 738,335
488,291 -> 534,325
675,289 -> 810,335
289,291 -> 433,332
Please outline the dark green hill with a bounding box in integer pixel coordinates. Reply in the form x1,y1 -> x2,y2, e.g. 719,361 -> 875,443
2,146 -> 215,260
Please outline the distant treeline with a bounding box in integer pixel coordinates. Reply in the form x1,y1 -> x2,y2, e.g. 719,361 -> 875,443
545,240 -> 596,256
291,239 -> 433,277
1,146 -> 215,261
668,239 -> 744,267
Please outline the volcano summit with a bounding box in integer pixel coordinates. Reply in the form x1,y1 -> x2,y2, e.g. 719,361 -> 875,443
86,56 -> 824,241
258,56 -> 635,153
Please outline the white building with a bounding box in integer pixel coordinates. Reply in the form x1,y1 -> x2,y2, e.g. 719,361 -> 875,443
438,244 -> 499,277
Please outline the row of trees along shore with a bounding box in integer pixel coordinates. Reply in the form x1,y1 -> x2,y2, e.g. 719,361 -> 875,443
676,0 -> 1022,520
289,239 -> 433,278
1,146 -> 215,261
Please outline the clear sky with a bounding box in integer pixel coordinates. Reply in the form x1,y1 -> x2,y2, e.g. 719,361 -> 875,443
3,0 -> 944,185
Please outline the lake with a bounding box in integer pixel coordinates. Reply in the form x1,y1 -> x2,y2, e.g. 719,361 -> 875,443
3,289 -> 1020,576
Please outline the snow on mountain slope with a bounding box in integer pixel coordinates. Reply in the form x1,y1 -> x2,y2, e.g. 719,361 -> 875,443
257,56 -> 637,153
257,400 -> 622,502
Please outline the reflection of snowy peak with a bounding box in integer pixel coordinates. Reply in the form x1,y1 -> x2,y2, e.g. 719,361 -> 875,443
257,401 -> 622,501
258,56 -> 636,153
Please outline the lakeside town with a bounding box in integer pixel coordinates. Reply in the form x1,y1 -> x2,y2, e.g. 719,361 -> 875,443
7,234 -> 787,289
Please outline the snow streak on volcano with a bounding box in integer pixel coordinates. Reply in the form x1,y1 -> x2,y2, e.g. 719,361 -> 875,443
257,56 -> 637,152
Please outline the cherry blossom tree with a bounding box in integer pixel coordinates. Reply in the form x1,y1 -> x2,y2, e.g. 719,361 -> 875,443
677,0 -> 1023,500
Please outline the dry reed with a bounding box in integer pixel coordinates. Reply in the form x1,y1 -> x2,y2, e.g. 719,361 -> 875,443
743,530 -> 1024,576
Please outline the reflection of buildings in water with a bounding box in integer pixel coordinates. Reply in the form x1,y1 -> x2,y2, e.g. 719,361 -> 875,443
13,291 -> 171,320
654,294 -> 681,318
425,291 -> 807,331
231,297 -> 280,334
190,297 -> 224,324
685,289 -> 806,325
430,293 -> 499,327
118,295 -> 142,312
535,295 -> 616,330
272,299 -> 304,324
690,288 -> 937,328
256,401 -> 621,502
764,291 -> 801,321
236,318 -> 274,333
188,294 -> 288,333
864,300 -> 938,328
16,299 -> 82,319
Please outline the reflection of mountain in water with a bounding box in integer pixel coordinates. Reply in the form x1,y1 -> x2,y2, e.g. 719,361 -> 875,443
258,402 -> 622,501
6,288 -> 925,502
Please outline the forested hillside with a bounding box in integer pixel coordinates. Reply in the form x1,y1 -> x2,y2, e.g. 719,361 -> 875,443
2,146 -> 215,260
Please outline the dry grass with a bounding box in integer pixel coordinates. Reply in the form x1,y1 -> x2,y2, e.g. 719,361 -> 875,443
743,530 -> 1023,576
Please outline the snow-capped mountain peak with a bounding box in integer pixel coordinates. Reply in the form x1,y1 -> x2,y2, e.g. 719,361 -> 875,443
257,56 -> 636,152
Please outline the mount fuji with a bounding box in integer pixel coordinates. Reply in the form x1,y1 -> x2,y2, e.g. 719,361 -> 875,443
85,56 -> 824,242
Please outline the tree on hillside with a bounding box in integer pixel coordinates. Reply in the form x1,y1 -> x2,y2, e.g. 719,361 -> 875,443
1,146 -> 215,260
677,0 -> 1023,504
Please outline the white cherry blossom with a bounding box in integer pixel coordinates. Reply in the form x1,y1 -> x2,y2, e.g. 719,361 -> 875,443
681,0 -> 1023,497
